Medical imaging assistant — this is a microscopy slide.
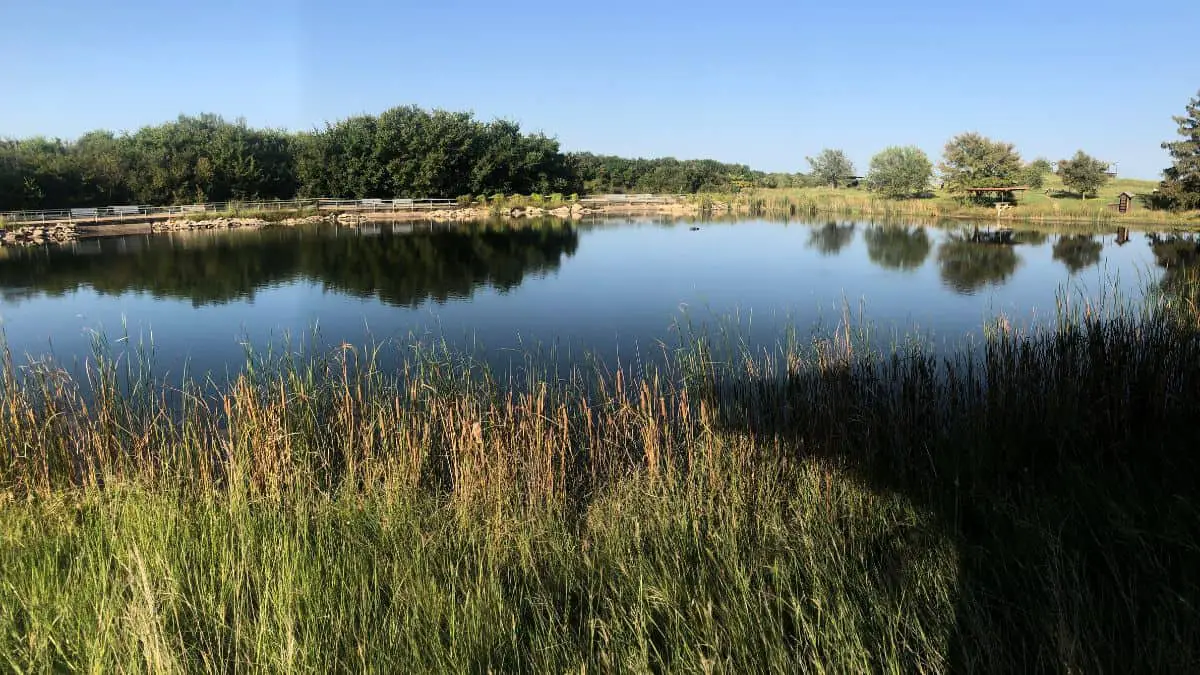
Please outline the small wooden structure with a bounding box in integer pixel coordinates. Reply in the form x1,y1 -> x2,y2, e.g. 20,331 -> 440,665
1107,192 -> 1134,214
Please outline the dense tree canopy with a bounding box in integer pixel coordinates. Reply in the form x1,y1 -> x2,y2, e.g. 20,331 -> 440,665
865,146 -> 932,199
938,133 -> 1023,198
1057,151 -> 1110,199
1159,90 -> 1200,210
566,154 -> 779,194
0,109 -> 583,210
0,107 -> 820,211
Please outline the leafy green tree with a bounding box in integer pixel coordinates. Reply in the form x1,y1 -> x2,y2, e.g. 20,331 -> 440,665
806,149 -> 855,188
938,133 -> 1023,199
865,146 -> 932,199
863,226 -> 932,270
1020,158 -> 1053,190
1057,151 -> 1110,199
1159,90 -> 1200,210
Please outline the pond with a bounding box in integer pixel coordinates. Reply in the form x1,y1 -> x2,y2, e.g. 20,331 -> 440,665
0,217 -> 1193,378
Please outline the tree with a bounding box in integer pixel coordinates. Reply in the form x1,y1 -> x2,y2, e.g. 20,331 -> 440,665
1159,90 -> 1200,210
937,133 -> 1023,199
1020,158 -> 1053,190
865,146 -> 932,199
806,149 -> 855,188
1057,151 -> 1110,199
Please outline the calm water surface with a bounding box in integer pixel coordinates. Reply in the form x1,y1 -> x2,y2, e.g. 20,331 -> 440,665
0,218 -> 1194,377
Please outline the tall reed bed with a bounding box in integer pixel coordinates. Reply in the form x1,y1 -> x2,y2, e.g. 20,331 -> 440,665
2,288 -> 1199,672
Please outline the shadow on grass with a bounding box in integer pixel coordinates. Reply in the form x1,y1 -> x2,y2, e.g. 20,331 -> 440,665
697,299 -> 1200,671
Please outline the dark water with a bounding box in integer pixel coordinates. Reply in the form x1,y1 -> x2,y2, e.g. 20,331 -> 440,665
0,218 -> 1195,377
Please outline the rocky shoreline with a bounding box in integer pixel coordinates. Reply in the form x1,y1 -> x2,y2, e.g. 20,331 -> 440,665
1,223 -> 80,246
3,200 -> 739,245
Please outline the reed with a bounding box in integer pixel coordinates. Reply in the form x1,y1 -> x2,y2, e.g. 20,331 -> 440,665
2,286 -> 1198,671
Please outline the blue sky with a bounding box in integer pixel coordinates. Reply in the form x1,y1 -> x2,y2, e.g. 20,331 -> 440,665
2,0 -> 1196,179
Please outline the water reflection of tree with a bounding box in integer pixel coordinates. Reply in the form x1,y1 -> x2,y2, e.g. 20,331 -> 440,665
863,226 -> 932,271
0,224 -> 580,307
1011,230 -> 1048,246
1052,235 -> 1103,274
936,235 -> 1021,295
807,222 -> 856,256
1149,233 -> 1200,307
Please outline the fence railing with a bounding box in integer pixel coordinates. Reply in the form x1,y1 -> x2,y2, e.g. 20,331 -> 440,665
0,198 -> 463,225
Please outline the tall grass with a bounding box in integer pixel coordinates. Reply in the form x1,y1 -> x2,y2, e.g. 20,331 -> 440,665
2,286 -> 1199,671
699,187 -> 1200,227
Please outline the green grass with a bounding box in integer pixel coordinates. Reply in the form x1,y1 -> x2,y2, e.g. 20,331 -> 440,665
698,177 -> 1200,227
2,278 -> 1200,672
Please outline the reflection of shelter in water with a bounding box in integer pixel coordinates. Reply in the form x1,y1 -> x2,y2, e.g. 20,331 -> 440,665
1116,227 -> 1130,246
969,225 -> 1015,245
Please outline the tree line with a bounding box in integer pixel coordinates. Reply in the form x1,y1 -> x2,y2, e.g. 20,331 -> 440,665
3,91 -> 1198,211
0,108 -> 808,211
823,89 -> 1200,209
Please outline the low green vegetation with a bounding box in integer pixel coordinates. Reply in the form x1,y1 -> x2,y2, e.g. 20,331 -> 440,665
2,275 -> 1198,671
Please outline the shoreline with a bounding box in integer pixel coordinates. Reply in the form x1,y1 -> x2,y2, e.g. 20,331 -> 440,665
4,200 -> 1197,245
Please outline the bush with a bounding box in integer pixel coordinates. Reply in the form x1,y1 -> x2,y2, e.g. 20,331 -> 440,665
456,194 -> 473,207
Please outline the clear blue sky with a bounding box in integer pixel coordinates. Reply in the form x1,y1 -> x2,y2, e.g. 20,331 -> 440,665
2,0 -> 1196,179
